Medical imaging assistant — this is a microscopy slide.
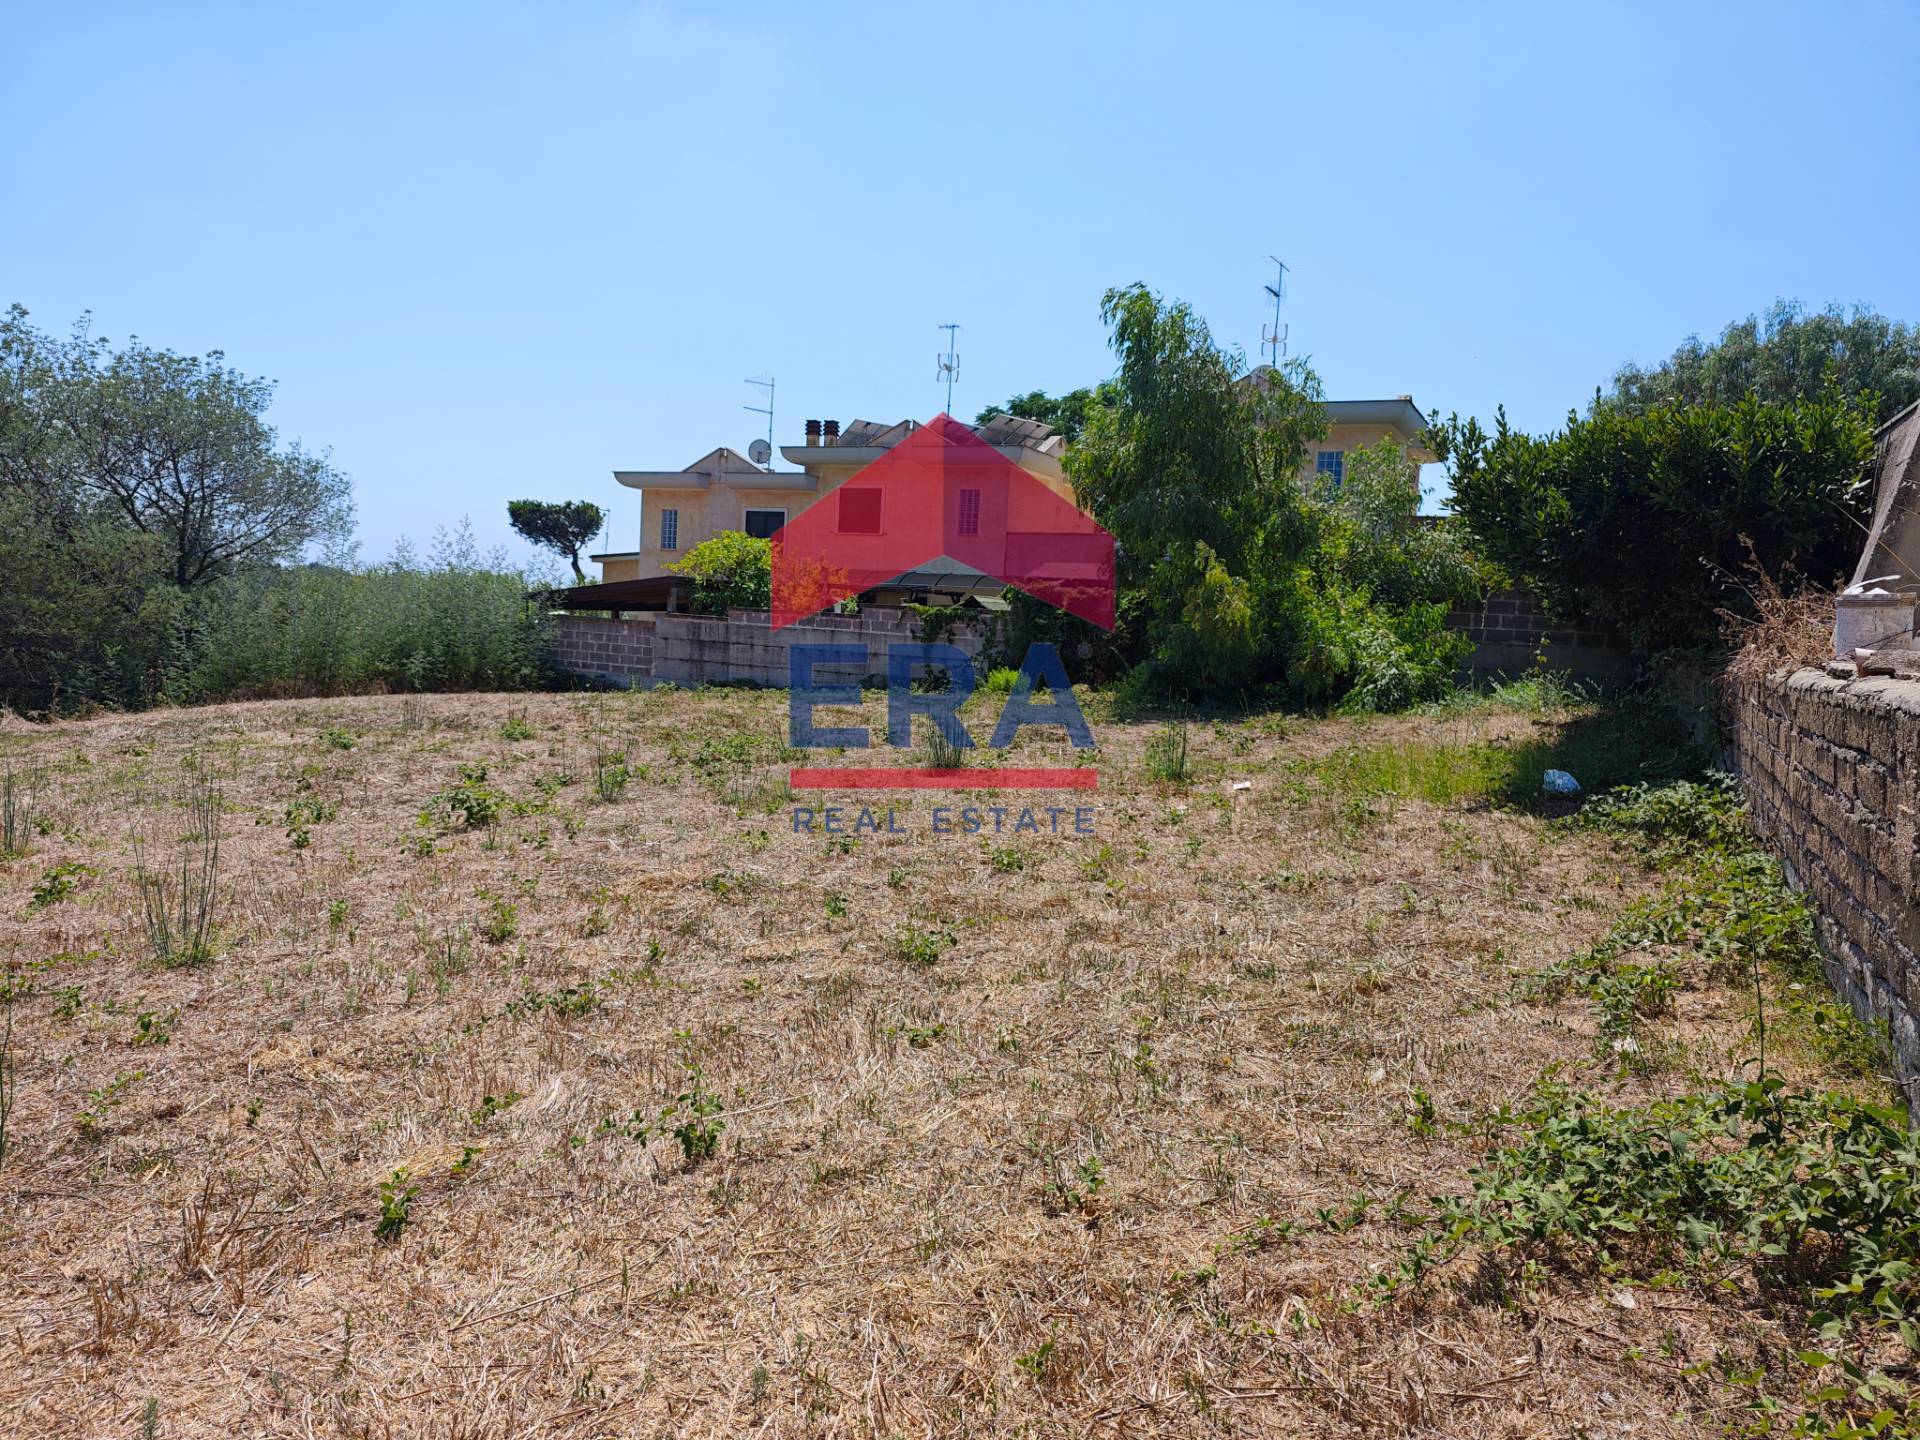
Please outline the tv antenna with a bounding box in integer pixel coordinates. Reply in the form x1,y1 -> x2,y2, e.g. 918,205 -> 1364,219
744,375 -> 775,460
1261,256 -> 1289,367
935,324 -> 961,414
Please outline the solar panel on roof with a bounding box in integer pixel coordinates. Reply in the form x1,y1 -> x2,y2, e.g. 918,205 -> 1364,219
972,413 -> 1057,447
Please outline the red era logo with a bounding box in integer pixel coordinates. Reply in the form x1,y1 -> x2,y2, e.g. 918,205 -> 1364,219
769,414 -> 1116,629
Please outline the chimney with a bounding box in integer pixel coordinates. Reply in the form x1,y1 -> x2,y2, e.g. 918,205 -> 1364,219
823,419 -> 840,446
805,419 -> 820,447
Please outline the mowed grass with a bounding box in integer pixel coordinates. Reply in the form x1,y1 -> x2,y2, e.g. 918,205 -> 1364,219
0,684 -> 1844,1438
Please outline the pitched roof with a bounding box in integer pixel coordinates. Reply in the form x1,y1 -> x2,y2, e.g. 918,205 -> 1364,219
770,414 -> 1113,630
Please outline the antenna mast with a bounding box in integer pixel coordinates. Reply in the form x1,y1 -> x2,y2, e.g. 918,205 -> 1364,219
936,324 -> 961,415
743,375 -> 775,452
1261,256 -> 1289,368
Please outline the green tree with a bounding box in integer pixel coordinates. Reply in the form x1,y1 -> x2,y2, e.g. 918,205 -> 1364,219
507,499 -> 605,583
670,531 -> 771,615
1279,439 -> 1478,708
1071,285 -> 1325,578
1436,393 -> 1874,651
0,490 -> 177,712
0,305 -> 558,714
1605,300 -> 1920,425
1067,285 -> 1330,692
1,306 -> 354,587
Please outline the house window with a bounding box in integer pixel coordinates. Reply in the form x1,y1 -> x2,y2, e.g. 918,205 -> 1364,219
957,488 -> 981,536
1315,450 -> 1345,487
659,508 -> 679,551
837,487 -> 882,534
742,508 -> 785,540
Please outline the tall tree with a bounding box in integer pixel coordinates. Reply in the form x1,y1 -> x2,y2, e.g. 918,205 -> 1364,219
1,305 -> 354,586
1067,285 -> 1329,690
1071,285 -> 1324,578
1605,300 -> 1920,425
507,499 -> 604,582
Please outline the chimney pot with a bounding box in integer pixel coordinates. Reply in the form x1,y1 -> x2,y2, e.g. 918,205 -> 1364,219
805,419 -> 821,447
823,419 -> 840,446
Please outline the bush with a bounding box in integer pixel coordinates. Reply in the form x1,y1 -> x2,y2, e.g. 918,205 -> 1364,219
1437,393 -> 1874,651
167,524 -> 553,703
670,531 -> 771,615
1066,288 -> 1478,709
1284,589 -> 1468,712
1399,1079 -> 1920,1433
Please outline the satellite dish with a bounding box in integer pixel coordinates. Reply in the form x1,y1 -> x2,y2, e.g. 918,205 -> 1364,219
747,438 -> 772,465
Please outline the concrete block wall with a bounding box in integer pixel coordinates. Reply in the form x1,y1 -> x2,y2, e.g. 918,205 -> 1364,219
552,607 -> 990,689
1729,668 -> 1920,1099
1446,587 -> 1637,684
551,614 -> 657,684
556,589 -> 1624,689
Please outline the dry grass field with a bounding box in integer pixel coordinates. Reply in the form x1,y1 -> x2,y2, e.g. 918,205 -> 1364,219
0,686 -> 1867,1437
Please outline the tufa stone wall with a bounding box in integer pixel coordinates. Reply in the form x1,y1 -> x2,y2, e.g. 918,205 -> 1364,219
1729,667 -> 1920,1099
551,608 -> 990,689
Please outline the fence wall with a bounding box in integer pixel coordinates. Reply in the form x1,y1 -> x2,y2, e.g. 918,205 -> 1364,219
1728,667 -> 1920,1102
1444,586 -> 1637,684
552,608 -> 990,688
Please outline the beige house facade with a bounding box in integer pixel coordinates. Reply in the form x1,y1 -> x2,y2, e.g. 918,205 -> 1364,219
594,416 -> 1073,597
591,398 -> 1432,597
1310,397 -> 1436,487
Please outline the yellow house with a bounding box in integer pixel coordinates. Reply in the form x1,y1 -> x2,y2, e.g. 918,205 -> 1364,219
1309,397 -> 1437,486
593,445 -> 819,586
590,398 -> 1432,600
593,416 -> 1073,603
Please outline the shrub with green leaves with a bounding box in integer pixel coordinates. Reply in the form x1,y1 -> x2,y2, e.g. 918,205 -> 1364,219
1436,391 -> 1874,651
428,763 -> 505,830
29,861 -> 91,910
670,1070 -> 725,1164
894,923 -> 955,967
669,531 -> 771,615
1397,1077 -> 1920,1431
1143,720 -> 1190,784
374,1169 -> 415,1243
478,896 -> 518,944
1577,771 -> 1747,857
592,750 -> 631,803
282,793 -> 336,848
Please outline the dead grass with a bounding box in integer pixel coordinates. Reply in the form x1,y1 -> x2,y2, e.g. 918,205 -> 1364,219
1722,543 -> 1838,682
0,686 -> 1856,1436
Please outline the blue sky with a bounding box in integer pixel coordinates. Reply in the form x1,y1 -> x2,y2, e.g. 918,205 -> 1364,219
6,1 -> 1918,571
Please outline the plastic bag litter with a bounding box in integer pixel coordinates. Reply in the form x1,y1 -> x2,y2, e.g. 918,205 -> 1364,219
1543,769 -> 1581,796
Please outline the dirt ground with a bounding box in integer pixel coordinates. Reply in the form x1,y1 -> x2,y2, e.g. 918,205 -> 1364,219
0,687 -> 1840,1437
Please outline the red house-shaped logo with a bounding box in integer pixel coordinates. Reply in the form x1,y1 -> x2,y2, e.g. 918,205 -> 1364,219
770,414 -> 1116,631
